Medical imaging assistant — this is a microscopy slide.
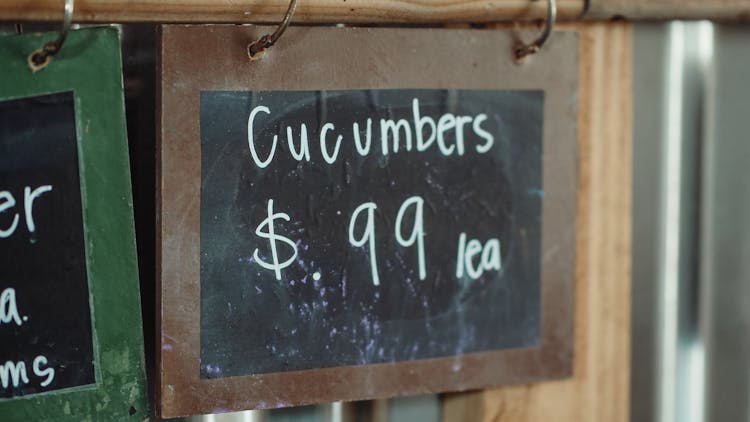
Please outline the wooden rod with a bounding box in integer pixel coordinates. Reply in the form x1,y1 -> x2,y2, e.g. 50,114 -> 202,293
2,0 -> 586,23
4,1 -> 749,29
588,0 -> 750,20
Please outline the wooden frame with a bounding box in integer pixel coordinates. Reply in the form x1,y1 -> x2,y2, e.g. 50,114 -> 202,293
0,28 -> 147,421
157,25 -> 579,418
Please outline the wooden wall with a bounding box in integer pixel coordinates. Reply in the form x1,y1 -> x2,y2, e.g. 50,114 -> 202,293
443,22 -> 633,422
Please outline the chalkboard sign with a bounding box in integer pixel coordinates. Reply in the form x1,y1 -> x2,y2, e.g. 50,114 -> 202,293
0,28 -> 147,421
0,92 -> 95,397
158,25 -> 577,418
199,89 -> 542,377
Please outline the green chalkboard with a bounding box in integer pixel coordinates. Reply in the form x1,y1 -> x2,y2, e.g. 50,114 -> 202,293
0,28 -> 147,420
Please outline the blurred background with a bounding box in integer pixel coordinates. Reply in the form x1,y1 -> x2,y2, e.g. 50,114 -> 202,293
631,21 -> 750,422
3,20 -> 748,422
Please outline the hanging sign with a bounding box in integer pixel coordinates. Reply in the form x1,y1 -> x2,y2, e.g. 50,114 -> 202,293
158,25 -> 578,418
0,28 -> 147,421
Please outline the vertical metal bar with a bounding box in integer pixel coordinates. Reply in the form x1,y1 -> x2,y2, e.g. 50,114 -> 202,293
656,23 -> 686,422
632,23 -> 669,422
701,23 -> 750,422
655,20 -> 712,422
331,401 -> 343,422
633,20 -> 714,422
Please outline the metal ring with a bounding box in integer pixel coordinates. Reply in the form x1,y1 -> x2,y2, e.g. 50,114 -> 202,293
247,0 -> 298,60
514,0 -> 556,62
28,0 -> 74,71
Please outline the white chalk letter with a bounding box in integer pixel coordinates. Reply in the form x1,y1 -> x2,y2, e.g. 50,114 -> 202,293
33,356 -> 55,387
413,98 -> 436,151
482,239 -> 502,272
464,239 -> 484,279
0,191 -> 19,238
353,119 -> 373,156
437,113 -> 457,155
0,361 -> 28,389
456,232 -> 467,278
320,123 -> 343,164
0,288 -> 22,326
394,196 -> 426,280
455,116 -> 473,156
247,105 -> 278,169
287,124 -> 311,162
24,185 -> 52,233
348,202 -> 380,286
473,113 -> 495,153
380,118 -> 413,154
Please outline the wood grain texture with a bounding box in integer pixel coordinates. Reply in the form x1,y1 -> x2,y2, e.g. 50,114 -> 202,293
2,0 -> 584,23
5,0 -> 750,22
588,0 -> 750,20
443,22 -> 632,422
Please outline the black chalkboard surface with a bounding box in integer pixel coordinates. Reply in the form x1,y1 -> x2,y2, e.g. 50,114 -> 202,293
0,92 -> 95,397
199,89 -> 542,377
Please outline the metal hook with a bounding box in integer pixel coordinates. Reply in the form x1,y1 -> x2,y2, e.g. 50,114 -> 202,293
28,0 -> 74,72
514,0 -> 556,62
247,0 -> 298,60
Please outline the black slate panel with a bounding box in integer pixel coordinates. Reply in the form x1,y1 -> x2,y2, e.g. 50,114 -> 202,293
0,92 -> 95,397
199,89 -> 542,377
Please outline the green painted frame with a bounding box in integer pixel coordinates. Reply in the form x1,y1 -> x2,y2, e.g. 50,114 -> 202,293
0,27 -> 147,421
